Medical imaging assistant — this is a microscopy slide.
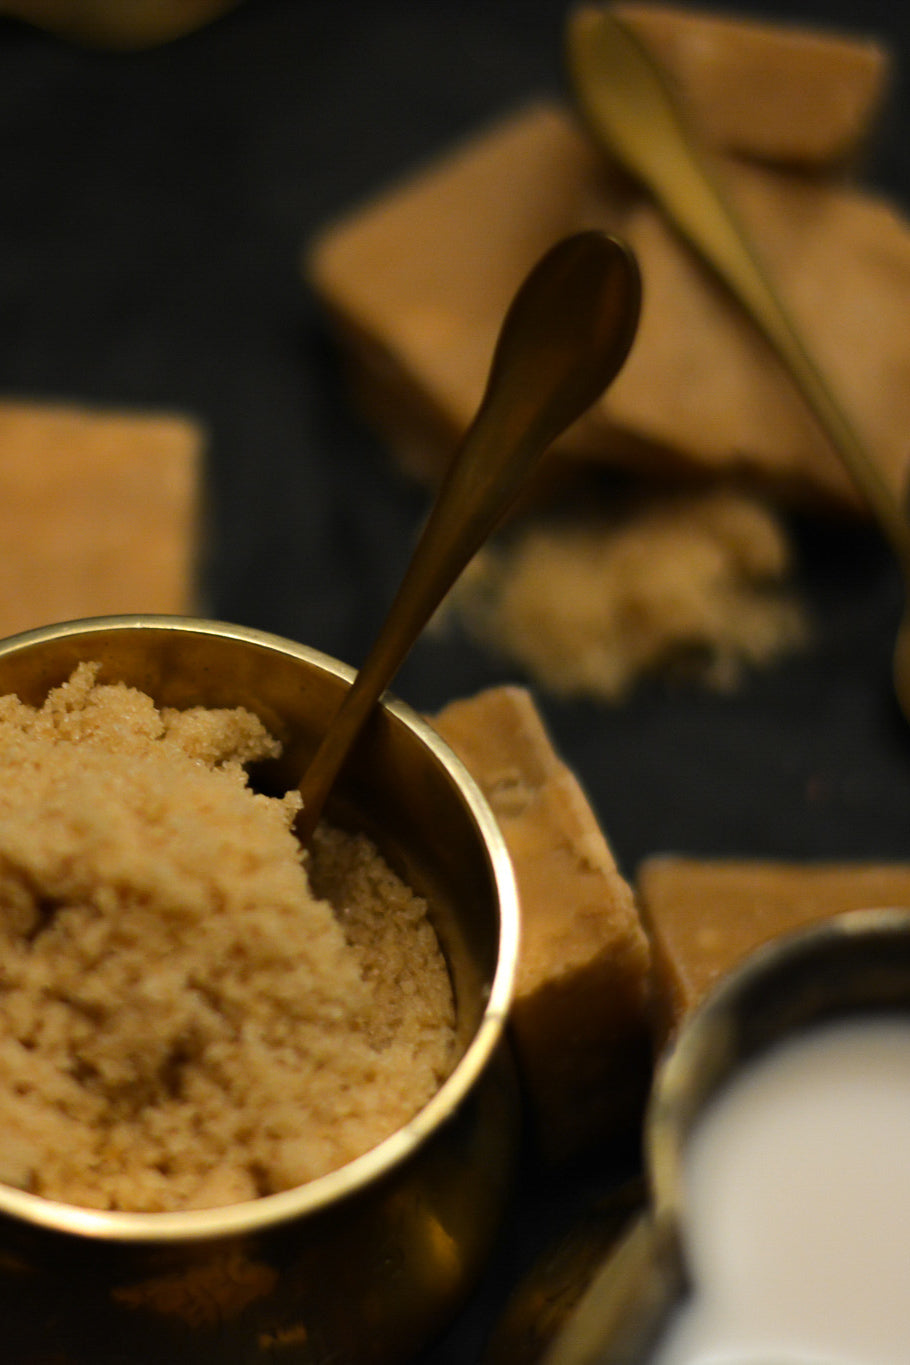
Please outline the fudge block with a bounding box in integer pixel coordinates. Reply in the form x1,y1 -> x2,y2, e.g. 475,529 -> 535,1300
433,685 -> 652,1159
307,98 -> 910,513
0,399 -> 203,638
605,2 -> 889,168
637,856 -> 910,1042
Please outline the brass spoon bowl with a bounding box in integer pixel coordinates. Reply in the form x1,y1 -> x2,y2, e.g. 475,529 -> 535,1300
567,7 -> 910,722
296,229 -> 641,841
0,616 -> 520,1365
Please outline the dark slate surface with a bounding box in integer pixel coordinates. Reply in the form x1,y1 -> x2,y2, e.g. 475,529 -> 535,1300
1,3 -> 909,1359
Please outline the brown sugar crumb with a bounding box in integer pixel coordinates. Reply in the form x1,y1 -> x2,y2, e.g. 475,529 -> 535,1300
0,664 -> 456,1212
439,489 -> 808,701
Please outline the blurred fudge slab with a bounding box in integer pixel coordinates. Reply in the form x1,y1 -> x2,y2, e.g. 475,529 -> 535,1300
433,685 -> 652,1160
638,855 -> 910,1042
0,0 -> 241,48
0,399 -> 203,637
306,9 -> 910,513
607,2 -> 889,167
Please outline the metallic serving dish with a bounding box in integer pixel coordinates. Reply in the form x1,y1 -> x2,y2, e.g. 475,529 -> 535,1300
543,905 -> 910,1365
0,614 -> 521,1365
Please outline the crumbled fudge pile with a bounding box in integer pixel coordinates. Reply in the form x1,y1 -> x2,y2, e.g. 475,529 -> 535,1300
0,664 -> 455,1212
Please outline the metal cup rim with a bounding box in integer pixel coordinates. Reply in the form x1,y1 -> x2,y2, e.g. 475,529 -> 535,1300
0,614 -> 520,1243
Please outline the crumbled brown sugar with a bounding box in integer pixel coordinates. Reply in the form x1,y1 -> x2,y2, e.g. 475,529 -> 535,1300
440,489 -> 808,701
0,664 -> 456,1212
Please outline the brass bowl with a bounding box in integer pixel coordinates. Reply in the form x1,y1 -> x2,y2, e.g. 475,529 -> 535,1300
542,906 -> 910,1365
0,615 -> 521,1365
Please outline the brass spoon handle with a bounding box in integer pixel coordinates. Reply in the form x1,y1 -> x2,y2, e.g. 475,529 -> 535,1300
296,230 -> 641,842
566,8 -> 910,565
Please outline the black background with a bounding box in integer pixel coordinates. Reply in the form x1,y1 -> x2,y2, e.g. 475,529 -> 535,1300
2,2 -> 910,1359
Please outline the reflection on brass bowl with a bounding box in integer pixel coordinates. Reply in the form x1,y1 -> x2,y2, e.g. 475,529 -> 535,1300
0,615 -> 521,1365
543,906 -> 910,1365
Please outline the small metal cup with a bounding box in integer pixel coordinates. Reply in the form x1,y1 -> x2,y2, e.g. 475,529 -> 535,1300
0,615 -> 521,1365
543,905 -> 910,1365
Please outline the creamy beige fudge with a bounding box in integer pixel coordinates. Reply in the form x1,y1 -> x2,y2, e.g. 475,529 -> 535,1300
637,856 -> 910,1043
0,665 -> 456,1212
306,7 -> 910,513
605,2 -> 889,167
0,400 -> 202,634
434,685 -> 652,1158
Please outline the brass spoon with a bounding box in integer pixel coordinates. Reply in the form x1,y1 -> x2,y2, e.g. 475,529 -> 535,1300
295,230 -> 641,843
566,7 -> 910,720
